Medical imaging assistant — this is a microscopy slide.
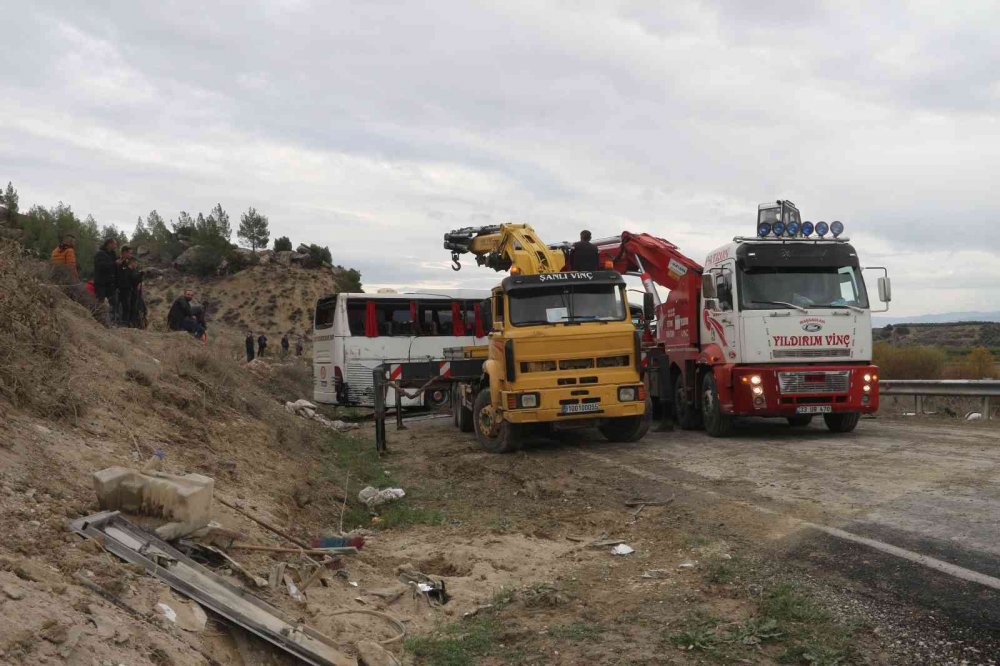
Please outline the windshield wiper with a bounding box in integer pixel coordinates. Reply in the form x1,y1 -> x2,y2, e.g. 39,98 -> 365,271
815,303 -> 865,313
750,300 -> 808,313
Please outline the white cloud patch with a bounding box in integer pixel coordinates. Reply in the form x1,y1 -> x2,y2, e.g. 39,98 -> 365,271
0,0 -> 997,316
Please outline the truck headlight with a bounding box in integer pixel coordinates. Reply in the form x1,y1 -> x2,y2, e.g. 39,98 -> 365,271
863,373 -> 872,382
520,393 -> 538,408
752,386 -> 764,396
863,384 -> 871,393
750,375 -> 762,386
618,387 -> 636,402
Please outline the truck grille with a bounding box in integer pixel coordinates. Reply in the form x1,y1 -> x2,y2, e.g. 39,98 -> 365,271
773,348 -> 850,359
777,370 -> 850,394
346,363 -> 375,404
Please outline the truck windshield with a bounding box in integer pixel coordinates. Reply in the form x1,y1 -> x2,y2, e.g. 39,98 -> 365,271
739,266 -> 869,310
509,284 -> 626,326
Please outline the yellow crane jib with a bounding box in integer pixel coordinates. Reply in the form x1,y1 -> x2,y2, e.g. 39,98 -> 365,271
443,223 -> 567,274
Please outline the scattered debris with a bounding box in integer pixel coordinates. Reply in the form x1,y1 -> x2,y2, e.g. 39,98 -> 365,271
611,544 -> 635,556
229,543 -> 359,556
286,398 -> 361,432
398,569 -> 449,605
640,569 -> 670,579
93,466 -> 214,540
312,535 -> 366,549
178,540 -> 268,588
358,486 -> 406,508
284,574 -> 304,602
677,560 -> 697,569
590,538 -> 627,548
71,511 -> 356,666
966,412 -> 984,421
156,596 -> 209,632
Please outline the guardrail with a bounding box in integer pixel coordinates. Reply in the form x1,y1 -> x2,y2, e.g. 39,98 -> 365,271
880,380 -> 1000,419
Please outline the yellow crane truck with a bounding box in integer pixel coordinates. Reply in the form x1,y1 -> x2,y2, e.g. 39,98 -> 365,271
444,223 -> 651,452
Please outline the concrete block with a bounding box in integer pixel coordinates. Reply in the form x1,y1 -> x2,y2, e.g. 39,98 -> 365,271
92,467 -> 214,540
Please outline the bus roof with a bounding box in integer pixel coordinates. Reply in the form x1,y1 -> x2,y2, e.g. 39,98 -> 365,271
318,289 -> 491,304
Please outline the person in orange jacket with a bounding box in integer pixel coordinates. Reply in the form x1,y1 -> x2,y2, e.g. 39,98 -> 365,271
50,234 -> 79,280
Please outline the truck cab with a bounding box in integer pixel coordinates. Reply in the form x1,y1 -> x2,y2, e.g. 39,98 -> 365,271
695,200 -> 891,434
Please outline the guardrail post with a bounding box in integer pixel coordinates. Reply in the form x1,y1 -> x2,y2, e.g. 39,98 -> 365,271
395,386 -> 406,431
984,396 -> 992,420
915,395 -> 922,415
373,365 -> 387,454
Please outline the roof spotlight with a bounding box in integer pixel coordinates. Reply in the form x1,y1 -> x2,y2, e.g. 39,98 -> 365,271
815,221 -> 829,237
830,221 -> 844,237
757,222 -> 772,237
772,221 -> 785,236
786,221 -> 800,236
801,221 -> 814,236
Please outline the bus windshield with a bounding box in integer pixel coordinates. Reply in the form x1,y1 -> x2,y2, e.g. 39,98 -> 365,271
739,265 -> 869,310
509,284 -> 626,326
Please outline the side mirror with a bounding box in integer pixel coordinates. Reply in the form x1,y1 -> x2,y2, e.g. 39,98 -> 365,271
642,292 -> 655,322
877,276 -> 892,303
701,274 -> 717,299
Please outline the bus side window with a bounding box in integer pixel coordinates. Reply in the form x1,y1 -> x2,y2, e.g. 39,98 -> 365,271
345,300 -> 367,335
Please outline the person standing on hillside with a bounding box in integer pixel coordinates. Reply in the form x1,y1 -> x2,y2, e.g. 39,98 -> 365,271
245,331 -> 255,362
281,334 -> 290,357
569,230 -> 599,271
117,250 -> 137,327
50,234 -> 79,281
257,333 -> 267,357
93,238 -> 120,322
295,337 -> 304,356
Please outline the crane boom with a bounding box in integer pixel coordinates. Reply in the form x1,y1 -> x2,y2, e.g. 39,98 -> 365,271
444,223 -> 566,274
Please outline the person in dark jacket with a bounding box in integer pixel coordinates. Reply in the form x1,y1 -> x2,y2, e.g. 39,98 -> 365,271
117,250 -> 139,327
280,334 -> 290,356
569,230 -> 599,271
167,289 -> 206,339
93,238 -> 120,320
257,333 -> 267,357
245,331 -> 255,362
295,338 -> 304,356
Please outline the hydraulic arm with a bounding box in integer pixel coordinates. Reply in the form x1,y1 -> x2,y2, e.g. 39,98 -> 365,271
444,223 -> 566,274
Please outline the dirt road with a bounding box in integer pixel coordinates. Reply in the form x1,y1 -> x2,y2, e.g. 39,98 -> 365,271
390,414 -> 1000,664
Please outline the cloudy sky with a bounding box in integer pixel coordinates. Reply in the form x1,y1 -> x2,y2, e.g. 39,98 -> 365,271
2,0 -> 998,316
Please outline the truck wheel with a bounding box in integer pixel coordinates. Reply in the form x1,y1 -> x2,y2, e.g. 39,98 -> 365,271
823,412 -> 860,433
456,387 -> 474,433
701,373 -> 734,437
673,374 -> 702,430
473,388 -> 522,453
599,397 -> 653,442
786,415 -> 813,427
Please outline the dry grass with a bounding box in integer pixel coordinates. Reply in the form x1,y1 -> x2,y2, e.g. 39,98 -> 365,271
873,342 -> 947,379
0,241 -> 84,419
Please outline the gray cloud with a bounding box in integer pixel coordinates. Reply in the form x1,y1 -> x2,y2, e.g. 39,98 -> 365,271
1,0 -> 998,316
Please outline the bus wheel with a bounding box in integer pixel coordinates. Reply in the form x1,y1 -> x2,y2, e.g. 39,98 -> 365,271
673,374 -> 702,430
701,373 -> 734,437
473,389 -> 522,453
786,415 -> 813,427
599,397 -> 652,442
823,412 -> 860,433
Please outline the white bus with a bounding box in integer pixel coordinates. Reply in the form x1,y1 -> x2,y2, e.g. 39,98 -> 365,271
313,290 -> 491,407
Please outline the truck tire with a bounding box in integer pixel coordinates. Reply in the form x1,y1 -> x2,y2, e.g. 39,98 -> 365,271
673,374 -> 702,430
786,415 -> 813,427
599,397 -> 653,442
701,373 -> 734,437
823,412 -> 860,433
473,388 -> 522,453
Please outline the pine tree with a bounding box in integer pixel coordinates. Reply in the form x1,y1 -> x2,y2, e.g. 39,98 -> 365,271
209,203 -> 231,240
133,215 -> 151,242
2,181 -> 18,219
237,207 -> 270,251
274,236 -> 292,251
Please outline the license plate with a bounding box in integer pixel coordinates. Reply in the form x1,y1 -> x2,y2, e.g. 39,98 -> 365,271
561,403 -> 600,415
796,405 -> 832,414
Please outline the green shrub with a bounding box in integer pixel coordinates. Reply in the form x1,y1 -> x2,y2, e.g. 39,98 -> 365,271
873,342 -> 946,379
